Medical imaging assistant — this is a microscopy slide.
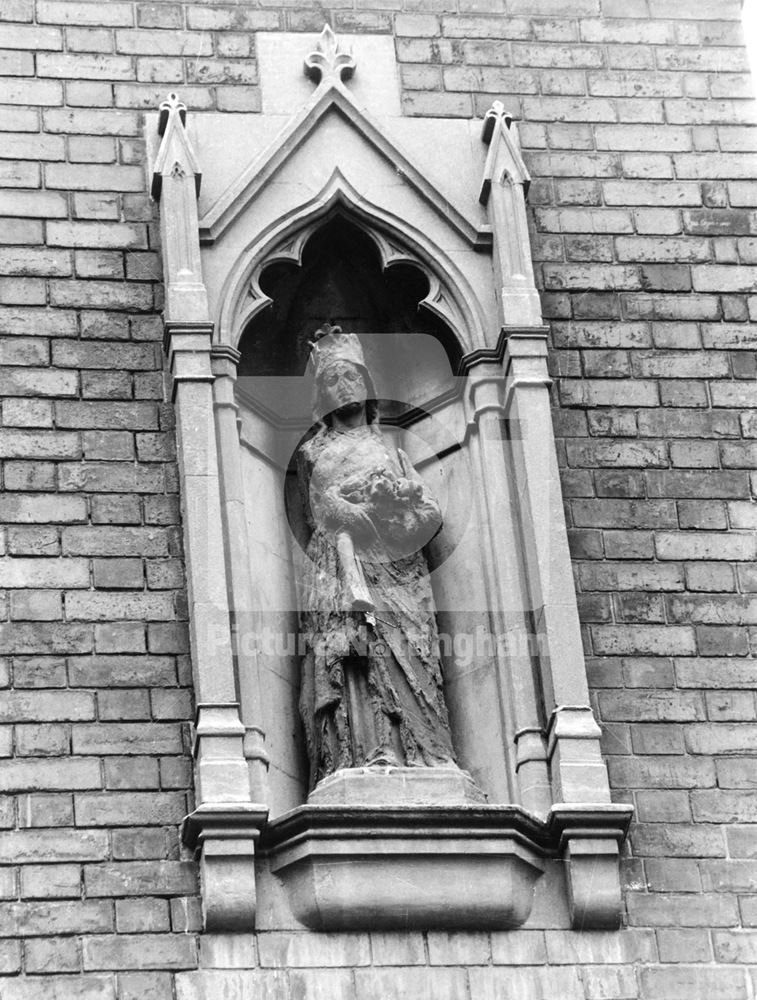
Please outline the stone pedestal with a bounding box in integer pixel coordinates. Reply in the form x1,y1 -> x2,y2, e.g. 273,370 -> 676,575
264,804 -> 545,931
308,765 -> 486,806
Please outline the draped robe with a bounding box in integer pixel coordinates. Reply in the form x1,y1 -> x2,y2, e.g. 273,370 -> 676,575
296,423 -> 457,790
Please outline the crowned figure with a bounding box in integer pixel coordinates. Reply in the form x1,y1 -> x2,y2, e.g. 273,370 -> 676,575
296,324 -> 458,791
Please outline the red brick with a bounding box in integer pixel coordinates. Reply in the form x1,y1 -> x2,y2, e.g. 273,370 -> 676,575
0,758 -> 101,793
65,26 -> 115,53
45,163 -> 145,192
63,527 -> 169,558
3,461 -> 53,498
0,24 -> 62,48
37,0 -> 133,25
666,99 -> 757,126
74,792 -> 186,827
136,3 -> 183,29
116,897 -> 170,933
111,828 -> 166,861
0,78 -> 63,105
656,531 -> 755,560
0,976 -> 115,999
640,966 -> 747,999
37,53 -> 134,79
15,724 -> 69,757
0,558 -> 89,589
66,592 -> 174,621
0,899 -> 112,935
84,860 -> 196,897
117,972 -> 176,1000
591,624 -> 697,656
82,932 -> 195,970
23,937 -> 79,973
104,757 -> 158,788
0,623 -> 93,655
72,723 -> 182,756
114,83 -> 214,111
686,724 -> 757,756
70,654 -> 175,687
656,928 -> 712,963
705,861 -> 757,892
47,221 -> 146,249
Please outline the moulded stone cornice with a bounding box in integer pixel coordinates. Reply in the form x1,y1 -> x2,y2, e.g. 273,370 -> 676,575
458,325 -> 551,375
547,802 -> 634,845
262,801 -> 634,931
263,803 -> 545,931
198,79 -> 490,249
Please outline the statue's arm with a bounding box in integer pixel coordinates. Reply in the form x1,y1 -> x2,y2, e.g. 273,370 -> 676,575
296,443 -> 317,532
397,448 -> 443,535
301,440 -> 377,544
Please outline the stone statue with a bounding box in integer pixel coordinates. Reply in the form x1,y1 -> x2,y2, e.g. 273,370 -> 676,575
296,324 -> 458,791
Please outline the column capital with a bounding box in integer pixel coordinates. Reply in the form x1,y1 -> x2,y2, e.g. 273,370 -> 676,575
503,330 -> 552,410
211,343 -> 242,379
164,324 -> 215,388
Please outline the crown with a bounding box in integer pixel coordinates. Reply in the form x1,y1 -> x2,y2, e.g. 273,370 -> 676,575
308,323 -> 366,378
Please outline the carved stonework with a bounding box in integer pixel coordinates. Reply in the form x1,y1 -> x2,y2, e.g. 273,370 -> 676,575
151,97 -> 266,933
149,28 -> 632,935
296,325 -> 467,792
304,25 -> 356,86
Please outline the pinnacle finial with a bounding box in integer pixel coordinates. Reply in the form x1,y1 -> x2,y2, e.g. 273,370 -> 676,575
482,101 -> 513,145
304,25 -> 356,87
158,92 -> 187,136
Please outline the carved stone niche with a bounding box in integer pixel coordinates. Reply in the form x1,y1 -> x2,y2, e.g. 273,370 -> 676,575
149,28 -> 632,934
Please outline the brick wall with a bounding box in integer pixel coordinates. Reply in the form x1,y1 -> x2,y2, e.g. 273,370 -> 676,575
0,0 -> 755,997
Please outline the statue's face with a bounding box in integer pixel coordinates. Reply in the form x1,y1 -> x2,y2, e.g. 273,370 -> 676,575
320,361 -> 367,416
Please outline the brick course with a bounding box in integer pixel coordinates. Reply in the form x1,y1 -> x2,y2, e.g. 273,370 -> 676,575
0,0 -> 755,997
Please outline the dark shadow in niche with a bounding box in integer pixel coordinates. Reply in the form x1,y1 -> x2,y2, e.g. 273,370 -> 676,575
237,216 -> 462,424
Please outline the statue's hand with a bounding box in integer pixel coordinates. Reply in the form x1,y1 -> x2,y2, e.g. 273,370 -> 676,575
342,502 -> 378,545
394,477 -> 423,503
323,489 -> 378,545
368,471 -> 396,502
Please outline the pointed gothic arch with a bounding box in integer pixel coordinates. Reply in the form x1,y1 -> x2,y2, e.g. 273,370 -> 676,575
213,170 -> 487,359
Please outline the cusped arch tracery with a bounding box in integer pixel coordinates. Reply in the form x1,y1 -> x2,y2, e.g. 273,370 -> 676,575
214,173 -> 486,360
235,215 -> 465,426
238,215 -> 459,373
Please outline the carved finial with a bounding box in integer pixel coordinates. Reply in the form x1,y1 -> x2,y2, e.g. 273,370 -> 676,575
152,92 -> 200,200
479,100 -> 529,205
304,25 -> 356,87
158,92 -> 187,136
482,101 -> 513,145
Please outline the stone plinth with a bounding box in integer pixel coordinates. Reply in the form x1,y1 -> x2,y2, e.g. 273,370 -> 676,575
307,765 -> 487,806
263,805 -> 545,931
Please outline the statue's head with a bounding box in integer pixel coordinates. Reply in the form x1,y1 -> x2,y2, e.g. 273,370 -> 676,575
308,323 -> 378,427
